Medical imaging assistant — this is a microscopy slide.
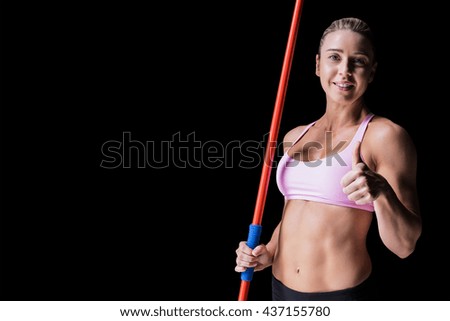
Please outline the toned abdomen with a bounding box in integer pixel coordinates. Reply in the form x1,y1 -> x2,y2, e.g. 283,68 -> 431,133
272,199 -> 373,292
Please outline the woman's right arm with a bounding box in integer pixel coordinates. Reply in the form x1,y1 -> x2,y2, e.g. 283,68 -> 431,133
234,127 -> 298,273
235,222 -> 280,273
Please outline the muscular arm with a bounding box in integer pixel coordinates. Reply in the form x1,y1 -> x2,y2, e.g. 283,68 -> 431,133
361,120 -> 422,258
370,123 -> 422,258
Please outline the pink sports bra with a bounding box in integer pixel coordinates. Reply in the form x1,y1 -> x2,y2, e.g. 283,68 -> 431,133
276,113 -> 375,212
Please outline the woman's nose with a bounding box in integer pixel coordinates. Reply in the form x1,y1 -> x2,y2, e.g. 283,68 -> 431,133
339,61 -> 352,76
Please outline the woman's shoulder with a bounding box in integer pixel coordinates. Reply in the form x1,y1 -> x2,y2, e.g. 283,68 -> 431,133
281,122 -> 316,152
365,114 -> 416,157
283,122 -> 314,143
368,115 -> 411,141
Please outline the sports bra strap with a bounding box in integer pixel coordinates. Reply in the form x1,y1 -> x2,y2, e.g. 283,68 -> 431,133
286,121 -> 316,153
353,113 -> 375,143
286,113 -> 374,153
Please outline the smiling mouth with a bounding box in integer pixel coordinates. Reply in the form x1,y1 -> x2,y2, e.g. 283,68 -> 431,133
334,82 -> 354,90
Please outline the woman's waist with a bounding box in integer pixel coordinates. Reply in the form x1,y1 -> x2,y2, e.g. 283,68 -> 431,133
281,200 -> 372,240
275,234 -> 370,268
272,247 -> 372,292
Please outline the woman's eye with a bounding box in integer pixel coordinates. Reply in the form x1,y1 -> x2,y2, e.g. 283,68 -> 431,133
353,58 -> 366,65
328,55 -> 339,61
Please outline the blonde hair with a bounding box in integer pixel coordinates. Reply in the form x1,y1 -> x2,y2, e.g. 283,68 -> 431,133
318,17 -> 376,61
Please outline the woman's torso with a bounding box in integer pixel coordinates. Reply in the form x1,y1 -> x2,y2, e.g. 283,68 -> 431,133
273,113 -> 376,292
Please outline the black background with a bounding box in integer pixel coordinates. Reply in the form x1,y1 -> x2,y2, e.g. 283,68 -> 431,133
1,0 -> 446,301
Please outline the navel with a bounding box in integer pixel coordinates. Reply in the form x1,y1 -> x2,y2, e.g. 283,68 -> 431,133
296,267 -> 300,275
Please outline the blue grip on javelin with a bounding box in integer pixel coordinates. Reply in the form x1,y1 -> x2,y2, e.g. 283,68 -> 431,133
241,223 -> 263,282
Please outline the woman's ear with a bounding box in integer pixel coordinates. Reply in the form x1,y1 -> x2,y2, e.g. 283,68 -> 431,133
315,54 -> 320,77
368,61 -> 378,83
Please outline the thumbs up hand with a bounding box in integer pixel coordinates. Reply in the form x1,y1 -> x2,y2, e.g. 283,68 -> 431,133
340,141 -> 384,205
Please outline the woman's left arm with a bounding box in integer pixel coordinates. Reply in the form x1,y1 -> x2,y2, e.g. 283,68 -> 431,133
342,120 -> 422,258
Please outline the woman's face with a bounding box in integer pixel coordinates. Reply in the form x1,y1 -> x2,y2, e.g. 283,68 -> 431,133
316,30 -> 377,105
